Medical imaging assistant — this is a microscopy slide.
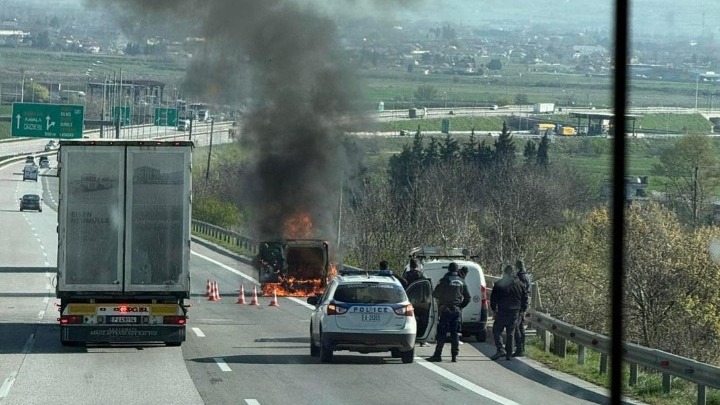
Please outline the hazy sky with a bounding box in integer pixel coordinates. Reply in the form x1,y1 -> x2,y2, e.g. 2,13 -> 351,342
8,0 -> 719,40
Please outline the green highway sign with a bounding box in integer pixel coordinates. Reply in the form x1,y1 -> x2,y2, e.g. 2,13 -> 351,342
154,107 -> 178,126
12,103 -> 84,139
113,106 -> 132,125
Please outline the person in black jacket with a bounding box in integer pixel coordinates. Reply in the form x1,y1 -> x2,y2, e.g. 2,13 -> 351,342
426,262 -> 471,363
513,259 -> 531,357
489,265 -> 528,361
402,258 -> 425,288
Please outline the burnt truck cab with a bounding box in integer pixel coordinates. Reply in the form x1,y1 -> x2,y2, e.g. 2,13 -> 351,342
256,239 -> 331,296
256,242 -> 285,283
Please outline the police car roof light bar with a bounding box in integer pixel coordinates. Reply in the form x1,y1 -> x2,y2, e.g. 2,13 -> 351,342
339,269 -> 394,277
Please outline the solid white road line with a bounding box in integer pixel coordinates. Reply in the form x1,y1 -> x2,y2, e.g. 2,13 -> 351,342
191,251 -> 258,285
286,297 -> 314,309
0,372 -> 17,400
21,334 -> 35,354
417,359 -> 521,405
191,327 -> 205,337
214,357 -> 232,372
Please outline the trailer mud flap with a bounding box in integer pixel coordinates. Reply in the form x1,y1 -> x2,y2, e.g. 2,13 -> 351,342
61,325 -> 186,343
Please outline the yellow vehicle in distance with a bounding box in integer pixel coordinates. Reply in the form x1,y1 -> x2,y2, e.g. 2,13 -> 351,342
532,123 -> 556,135
532,123 -> 577,136
557,125 -> 577,136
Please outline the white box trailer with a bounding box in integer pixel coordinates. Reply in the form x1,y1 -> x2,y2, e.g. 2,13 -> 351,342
56,140 -> 193,346
533,103 -> 555,114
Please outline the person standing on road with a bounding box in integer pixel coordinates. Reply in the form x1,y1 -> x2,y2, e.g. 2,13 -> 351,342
402,258 -> 425,287
513,259 -> 532,357
456,266 -> 469,336
489,265 -> 528,361
426,262 -> 470,363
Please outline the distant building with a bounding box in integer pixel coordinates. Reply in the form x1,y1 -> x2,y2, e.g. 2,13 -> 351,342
602,176 -> 649,203
0,29 -> 28,46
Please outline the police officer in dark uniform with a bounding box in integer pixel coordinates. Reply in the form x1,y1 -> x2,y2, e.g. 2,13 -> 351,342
490,265 -> 529,360
513,259 -> 531,357
426,262 -> 471,363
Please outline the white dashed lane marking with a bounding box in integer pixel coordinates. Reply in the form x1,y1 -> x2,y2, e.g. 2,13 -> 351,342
191,327 -> 205,337
214,358 -> 231,372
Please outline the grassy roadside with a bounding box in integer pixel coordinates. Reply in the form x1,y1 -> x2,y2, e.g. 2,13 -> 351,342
525,338 -> 720,405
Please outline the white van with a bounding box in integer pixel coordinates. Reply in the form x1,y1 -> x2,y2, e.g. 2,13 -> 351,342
407,252 -> 489,342
177,119 -> 191,131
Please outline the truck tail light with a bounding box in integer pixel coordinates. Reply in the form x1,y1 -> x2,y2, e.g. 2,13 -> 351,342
394,304 -> 414,317
327,304 -> 347,316
163,316 -> 186,325
60,315 -> 83,324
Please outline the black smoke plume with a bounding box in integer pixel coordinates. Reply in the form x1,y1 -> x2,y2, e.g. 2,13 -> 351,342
86,0 -> 373,242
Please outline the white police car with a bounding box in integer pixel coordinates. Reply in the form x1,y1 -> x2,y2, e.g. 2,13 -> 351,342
308,269 -> 435,363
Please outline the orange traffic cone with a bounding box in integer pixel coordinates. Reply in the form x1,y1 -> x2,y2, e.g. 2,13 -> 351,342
249,286 -> 259,306
269,289 -> 279,307
206,279 -> 212,298
208,281 -> 220,301
236,283 -> 246,304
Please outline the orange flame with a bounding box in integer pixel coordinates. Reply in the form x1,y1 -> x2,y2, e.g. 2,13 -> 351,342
284,211 -> 313,239
262,263 -> 338,297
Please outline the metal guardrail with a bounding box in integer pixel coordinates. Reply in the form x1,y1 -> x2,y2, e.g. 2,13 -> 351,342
485,275 -> 719,404
190,220 -> 365,274
527,311 -> 720,404
191,220 -> 258,256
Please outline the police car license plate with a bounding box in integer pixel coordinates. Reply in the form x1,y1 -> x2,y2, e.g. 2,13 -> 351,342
361,314 -> 380,322
108,316 -> 139,324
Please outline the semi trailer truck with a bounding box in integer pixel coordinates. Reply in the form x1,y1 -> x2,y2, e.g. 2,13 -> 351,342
56,139 -> 193,346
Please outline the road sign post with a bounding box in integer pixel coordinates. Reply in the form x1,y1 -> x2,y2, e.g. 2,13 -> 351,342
12,103 -> 84,139
154,107 -> 178,127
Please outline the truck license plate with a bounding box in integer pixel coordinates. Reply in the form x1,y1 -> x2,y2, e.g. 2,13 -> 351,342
361,314 -> 380,322
108,316 -> 139,324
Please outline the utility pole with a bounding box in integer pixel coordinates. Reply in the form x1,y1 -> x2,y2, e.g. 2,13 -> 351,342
188,117 -> 193,141
205,119 -> 214,181
695,74 -> 700,110
692,166 -> 699,225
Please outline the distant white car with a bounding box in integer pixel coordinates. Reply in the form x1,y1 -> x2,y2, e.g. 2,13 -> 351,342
177,119 -> 191,131
45,140 -> 59,151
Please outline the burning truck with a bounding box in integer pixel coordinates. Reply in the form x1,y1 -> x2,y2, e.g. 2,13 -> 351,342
254,239 -> 333,296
